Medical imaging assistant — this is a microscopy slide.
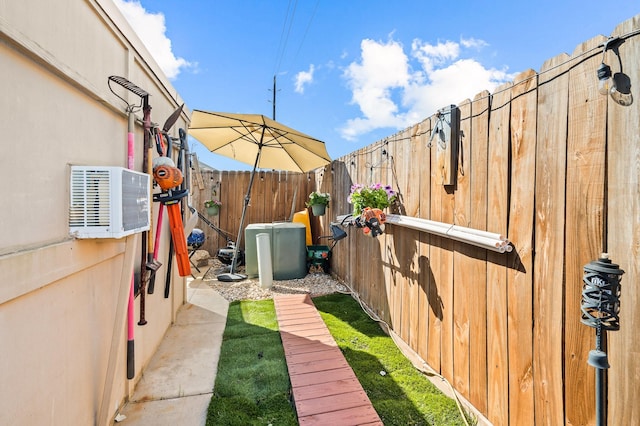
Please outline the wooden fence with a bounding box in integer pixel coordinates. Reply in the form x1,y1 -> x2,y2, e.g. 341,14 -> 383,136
190,169 -> 318,256
190,15 -> 639,426
320,16 -> 639,426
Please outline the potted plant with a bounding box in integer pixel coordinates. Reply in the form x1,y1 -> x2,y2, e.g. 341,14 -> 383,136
348,183 -> 397,216
306,191 -> 331,216
204,199 -> 222,216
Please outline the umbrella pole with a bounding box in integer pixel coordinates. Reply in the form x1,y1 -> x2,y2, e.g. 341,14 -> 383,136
217,142 -> 263,282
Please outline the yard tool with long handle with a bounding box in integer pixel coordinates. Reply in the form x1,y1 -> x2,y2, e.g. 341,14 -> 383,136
167,195 -> 190,276
109,76 -> 146,169
176,128 -> 191,277
156,128 -> 191,298
148,200 -> 164,295
171,128 -> 191,277
138,95 -> 154,326
107,75 -> 149,379
153,172 -> 189,297
147,104 -> 183,294
154,161 -> 190,277
148,130 -> 168,295
164,238 -> 174,298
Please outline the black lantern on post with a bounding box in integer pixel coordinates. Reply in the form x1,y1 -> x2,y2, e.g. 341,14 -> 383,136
580,253 -> 624,426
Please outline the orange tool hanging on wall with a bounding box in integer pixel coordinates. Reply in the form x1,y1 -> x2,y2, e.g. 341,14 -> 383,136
153,163 -> 190,277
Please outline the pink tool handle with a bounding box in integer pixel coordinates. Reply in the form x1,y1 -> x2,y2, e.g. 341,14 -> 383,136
127,132 -> 135,170
153,204 -> 165,258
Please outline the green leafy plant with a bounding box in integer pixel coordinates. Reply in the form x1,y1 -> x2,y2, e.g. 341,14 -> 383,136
305,191 -> 331,207
348,183 -> 397,216
204,199 -> 222,208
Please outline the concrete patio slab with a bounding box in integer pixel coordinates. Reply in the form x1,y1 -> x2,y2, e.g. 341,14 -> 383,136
115,276 -> 229,425
115,394 -> 212,426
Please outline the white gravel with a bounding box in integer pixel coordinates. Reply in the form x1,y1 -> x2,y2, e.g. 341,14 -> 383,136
196,256 -> 348,302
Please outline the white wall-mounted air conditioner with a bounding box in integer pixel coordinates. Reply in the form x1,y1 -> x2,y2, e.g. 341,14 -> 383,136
69,166 -> 150,239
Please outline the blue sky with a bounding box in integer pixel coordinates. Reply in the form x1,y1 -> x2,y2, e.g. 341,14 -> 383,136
114,1 -> 638,171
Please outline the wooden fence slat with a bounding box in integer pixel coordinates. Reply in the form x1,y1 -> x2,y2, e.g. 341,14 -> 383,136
341,158 -> 356,294
564,35 -> 608,426
406,124 -> 421,217
269,171 -> 280,221
219,171 -> 231,247
385,137 -> 398,332
345,156 -> 356,290
354,148 -> 368,300
386,138 -> 403,331
507,69 -> 537,426
272,171 -> 282,223
607,16 -> 640,425
486,82 -> 511,426
533,52 -> 570,425
605,15 -> 640,426
336,161 -> 350,285
370,143 -> 386,316
427,112 -> 444,373
362,146 -> 375,305
468,90 -> 490,414
397,128 -> 413,345
407,125 -> 421,351
440,131 -> 456,384
416,117 -> 432,363
249,171 -> 264,227
453,99 -> 472,399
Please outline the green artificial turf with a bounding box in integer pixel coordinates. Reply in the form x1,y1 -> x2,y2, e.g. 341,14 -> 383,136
207,294 -> 471,425
313,293 -> 472,426
206,299 -> 297,425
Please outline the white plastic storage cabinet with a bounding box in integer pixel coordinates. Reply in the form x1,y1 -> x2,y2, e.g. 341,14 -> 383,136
245,223 -> 307,280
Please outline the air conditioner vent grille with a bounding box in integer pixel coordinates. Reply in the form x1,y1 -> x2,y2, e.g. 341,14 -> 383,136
69,166 -> 150,238
70,169 -> 111,227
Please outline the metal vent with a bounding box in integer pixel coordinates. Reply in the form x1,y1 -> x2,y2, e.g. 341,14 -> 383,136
122,169 -> 150,231
69,166 -> 150,238
70,169 -> 111,227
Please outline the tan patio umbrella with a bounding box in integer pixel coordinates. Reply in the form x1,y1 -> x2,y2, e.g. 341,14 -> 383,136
189,110 -> 332,281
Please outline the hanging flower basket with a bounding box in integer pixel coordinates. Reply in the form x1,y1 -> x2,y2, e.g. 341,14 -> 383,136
310,204 -> 327,216
347,183 -> 397,216
306,191 -> 331,216
204,199 -> 222,216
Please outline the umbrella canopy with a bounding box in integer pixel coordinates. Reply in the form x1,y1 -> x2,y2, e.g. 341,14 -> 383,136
189,110 -> 331,173
188,110 -> 331,281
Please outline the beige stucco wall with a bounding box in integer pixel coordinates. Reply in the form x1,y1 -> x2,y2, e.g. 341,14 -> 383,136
0,1 -> 191,424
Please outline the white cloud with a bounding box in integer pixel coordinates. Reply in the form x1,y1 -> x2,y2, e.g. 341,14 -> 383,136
339,36 -> 513,141
294,65 -> 315,94
340,39 -> 416,139
113,0 -> 193,80
460,37 -> 489,49
411,39 -> 460,73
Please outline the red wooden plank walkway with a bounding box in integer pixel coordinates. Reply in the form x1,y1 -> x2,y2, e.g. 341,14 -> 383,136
274,294 -> 383,426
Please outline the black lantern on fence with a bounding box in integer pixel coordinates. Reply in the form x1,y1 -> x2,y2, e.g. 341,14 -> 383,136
580,253 -> 624,426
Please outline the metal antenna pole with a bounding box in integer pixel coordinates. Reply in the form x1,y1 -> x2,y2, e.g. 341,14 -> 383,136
272,75 -> 277,120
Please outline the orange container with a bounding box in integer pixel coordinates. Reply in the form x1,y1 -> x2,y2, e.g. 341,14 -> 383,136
292,210 -> 312,245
